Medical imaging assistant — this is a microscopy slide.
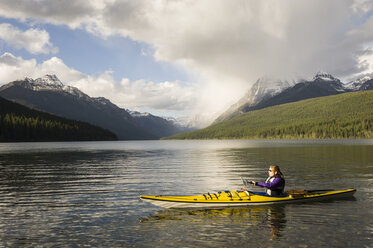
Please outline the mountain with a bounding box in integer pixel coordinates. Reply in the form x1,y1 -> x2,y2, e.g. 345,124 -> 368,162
244,71 -> 345,112
214,77 -> 297,123
0,75 -> 156,140
214,72 -> 368,123
0,96 -> 117,142
345,76 -> 373,91
128,110 -> 195,138
165,90 -> 373,140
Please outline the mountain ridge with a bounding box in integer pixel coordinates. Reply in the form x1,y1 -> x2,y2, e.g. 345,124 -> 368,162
0,75 -> 156,140
214,72 -> 373,123
0,96 -> 117,142
0,74 -> 197,139
165,90 -> 373,140
214,77 -> 297,123
127,110 -> 196,138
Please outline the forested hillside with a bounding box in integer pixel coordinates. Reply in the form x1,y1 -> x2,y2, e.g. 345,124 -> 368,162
0,97 -> 117,142
165,91 -> 373,140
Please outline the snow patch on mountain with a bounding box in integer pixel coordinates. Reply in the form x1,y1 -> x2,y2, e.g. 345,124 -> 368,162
213,76 -> 298,123
34,74 -> 63,87
345,76 -> 372,91
20,74 -> 90,99
163,115 -> 199,128
129,110 -> 188,128
127,110 -> 151,118
310,71 -> 346,92
313,71 -> 339,81
248,76 -> 298,104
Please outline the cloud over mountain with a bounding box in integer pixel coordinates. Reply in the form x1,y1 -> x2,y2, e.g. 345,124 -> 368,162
0,23 -> 57,54
0,52 -> 197,114
0,0 -> 373,118
1,1 -> 372,77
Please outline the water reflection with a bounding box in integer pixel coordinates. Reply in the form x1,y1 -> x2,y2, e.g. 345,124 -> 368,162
140,205 -> 287,241
210,145 -> 373,193
0,140 -> 371,247
266,206 -> 286,240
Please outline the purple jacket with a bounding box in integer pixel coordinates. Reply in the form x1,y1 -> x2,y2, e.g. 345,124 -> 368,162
257,176 -> 285,195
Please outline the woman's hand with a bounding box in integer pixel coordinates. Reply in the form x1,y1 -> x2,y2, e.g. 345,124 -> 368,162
251,181 -> 257,185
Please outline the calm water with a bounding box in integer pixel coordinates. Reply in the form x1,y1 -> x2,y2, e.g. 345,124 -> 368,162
0,140 -> 372,247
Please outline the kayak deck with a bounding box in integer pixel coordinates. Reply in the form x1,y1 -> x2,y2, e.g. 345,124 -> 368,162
140,188 -> 356,209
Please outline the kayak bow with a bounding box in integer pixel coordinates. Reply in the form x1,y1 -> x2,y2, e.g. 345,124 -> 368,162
140,188 -> 356,209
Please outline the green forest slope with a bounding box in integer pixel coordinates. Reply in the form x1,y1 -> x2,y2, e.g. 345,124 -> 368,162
0,97 -> 117,142
165,90 -> 373,140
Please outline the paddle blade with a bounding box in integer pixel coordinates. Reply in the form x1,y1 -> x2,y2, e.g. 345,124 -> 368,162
241,177 -> 250,187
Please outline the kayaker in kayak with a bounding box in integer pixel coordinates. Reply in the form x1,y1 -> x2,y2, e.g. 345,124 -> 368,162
251,165 -> 285,196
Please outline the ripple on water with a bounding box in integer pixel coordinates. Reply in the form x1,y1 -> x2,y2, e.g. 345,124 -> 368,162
0,140 -> 372,247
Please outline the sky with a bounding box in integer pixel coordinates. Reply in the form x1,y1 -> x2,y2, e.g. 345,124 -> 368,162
0,0 -> 373,126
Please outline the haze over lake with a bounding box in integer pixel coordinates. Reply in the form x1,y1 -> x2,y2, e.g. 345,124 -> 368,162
0,140 -> 372,247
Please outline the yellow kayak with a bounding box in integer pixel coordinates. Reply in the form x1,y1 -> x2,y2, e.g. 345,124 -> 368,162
140,189 -> 356,209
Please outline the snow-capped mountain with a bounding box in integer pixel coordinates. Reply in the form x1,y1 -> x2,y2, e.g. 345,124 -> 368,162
214,76 -> 297,123
128,110 -> 195,138
245,72 -> 344,111
345,76 -> 372,91
214,72 -> 373,123
310,71 -> 345,92
34,74 -> 63,88
163,115 -> 197,128
2,74 -> 91,100
313,71 -> 339,81
26,74 -> 90,99
0,74 -> 193,139
0,75 -> 157,139
242,77 -> 297,106
359,78 -> 373,90
170,113 -> 217,129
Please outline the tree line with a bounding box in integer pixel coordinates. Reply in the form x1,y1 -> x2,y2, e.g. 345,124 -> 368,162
0,97 -> 117,142
166,91 -> 373,140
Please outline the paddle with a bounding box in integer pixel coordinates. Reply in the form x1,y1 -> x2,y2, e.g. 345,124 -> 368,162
241,177 -> 334,195
241,177 -> 254,187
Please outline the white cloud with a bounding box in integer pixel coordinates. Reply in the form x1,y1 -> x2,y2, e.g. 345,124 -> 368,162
0,52 -> 37,82
0,0 -> 98,29
0,0 -> 373,119
0,52 -> 198,115
0,23 -> 58,54
69,72 -> 198,113
351,0 -> 373,14
0,0 -> 372,80
92,0 -> 373,80
0,52 -> 81,82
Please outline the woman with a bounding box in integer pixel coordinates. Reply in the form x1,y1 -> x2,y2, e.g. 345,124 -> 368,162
252,165 -> 285,196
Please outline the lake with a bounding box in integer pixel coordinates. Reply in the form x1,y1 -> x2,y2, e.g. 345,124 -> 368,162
0,140 -> 372,247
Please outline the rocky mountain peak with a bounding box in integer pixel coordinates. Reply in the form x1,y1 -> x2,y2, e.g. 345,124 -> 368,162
24,77 -> 34,84
213,76 -> 297,123
345,76 -> 373,91
18,75 -> 90,99
313,71 -> 339,82
345,76 -> 372,91
0,74 -> 191,139
34,74 -> 64,88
